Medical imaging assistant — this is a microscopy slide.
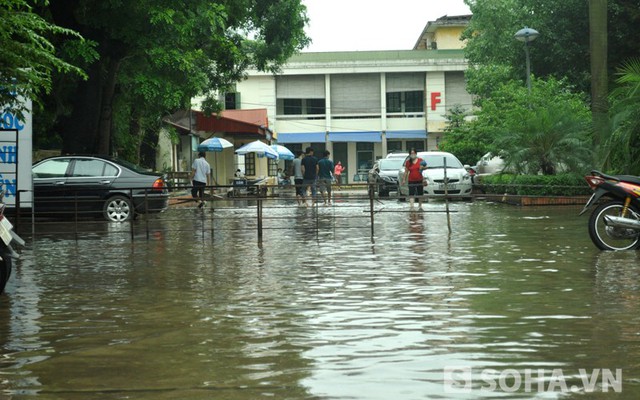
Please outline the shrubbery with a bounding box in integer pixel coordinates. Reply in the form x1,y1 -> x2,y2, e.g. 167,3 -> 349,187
477,174 -> 591,196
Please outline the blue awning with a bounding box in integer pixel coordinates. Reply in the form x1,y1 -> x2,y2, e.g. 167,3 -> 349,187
329,131 -> 382,143
277,132 -> 326,144
385,130 -> 427,139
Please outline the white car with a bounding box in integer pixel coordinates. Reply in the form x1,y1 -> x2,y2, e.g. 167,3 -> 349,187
476,152 -> 505,175
397,151 -> 473,199
385,152 -> 409,159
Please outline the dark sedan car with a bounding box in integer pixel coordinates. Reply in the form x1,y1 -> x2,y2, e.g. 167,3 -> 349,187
32,155 -> 169,222
368,157 -> 406,197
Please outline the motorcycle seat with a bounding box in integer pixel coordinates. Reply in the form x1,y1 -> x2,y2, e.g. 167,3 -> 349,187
592,170 -> 640,185
617,175 -> 640,185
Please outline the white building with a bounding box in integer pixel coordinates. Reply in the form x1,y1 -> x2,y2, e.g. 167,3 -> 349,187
234,48 -> 471,182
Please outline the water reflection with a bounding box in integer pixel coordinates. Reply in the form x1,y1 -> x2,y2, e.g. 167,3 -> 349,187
1,201 -> 639,399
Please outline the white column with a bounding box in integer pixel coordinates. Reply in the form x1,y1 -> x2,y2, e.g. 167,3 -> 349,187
380,72 -> 387,157
426,71 -> 446,150
325,74 -> 333,155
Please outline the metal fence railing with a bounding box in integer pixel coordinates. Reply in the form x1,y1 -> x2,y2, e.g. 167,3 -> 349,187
9,180 -> 592,244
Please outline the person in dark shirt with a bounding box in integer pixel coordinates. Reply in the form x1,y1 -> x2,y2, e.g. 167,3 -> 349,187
317,150 -> 335,205
300,147 -> 319,206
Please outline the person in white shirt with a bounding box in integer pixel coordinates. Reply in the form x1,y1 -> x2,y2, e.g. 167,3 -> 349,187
290,151 -> 305,205
191,152 -> 211,208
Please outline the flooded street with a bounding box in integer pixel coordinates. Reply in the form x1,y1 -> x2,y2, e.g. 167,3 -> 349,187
1,199 -> 639,399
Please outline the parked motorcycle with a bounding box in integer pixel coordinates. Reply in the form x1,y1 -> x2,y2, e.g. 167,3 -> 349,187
227,177 -> 269,198
0,190 -> 25,294
580,170 -> 640,250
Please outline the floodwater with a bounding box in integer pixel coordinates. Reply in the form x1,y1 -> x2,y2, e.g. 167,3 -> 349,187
1,198 -> 639,399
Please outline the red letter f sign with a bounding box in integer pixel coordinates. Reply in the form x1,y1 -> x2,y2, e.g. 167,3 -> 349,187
430,92 -> 441,111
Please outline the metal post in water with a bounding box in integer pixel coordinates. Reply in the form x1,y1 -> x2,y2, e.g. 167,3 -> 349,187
31,190 -> 35,240
369,182 -> 375,240
211,207 -> 215,243
257,198 -> 263,241
201,200 -> 205,241
74,192 -> 79,242
443,157 -> 451,234
144,190 -> 150,241
129,189 -> 134,242
314,182 -> 319,240
15,190 -> 20,234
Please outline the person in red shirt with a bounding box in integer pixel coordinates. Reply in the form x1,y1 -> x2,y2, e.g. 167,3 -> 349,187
333,161 -> 344,186
402,148 -> 427,209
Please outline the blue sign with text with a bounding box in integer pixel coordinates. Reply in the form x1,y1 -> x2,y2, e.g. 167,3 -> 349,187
0,112 -> 25,131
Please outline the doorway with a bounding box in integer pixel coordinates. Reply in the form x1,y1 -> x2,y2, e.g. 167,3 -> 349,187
333,142 -> 348,184
356,142 -> 374,182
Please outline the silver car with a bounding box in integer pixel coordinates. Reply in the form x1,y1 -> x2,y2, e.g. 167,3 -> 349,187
398,151 -> 473,199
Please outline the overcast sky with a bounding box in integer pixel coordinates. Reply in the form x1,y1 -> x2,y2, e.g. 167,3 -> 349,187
301,0 -> 472,52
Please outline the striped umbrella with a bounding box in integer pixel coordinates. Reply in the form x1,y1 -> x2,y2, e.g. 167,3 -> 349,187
235,140 -> 279,159
271,145 -> 295,160
197,137 -> 233,152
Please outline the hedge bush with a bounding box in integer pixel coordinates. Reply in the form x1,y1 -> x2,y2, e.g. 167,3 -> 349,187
477,174 -> 591,196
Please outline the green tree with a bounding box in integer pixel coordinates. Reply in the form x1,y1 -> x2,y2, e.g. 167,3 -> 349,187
464,64 -> 515,103
439,105 -> 493,166
43,0 -> 310,159
491,78 -> 592,175
463,0 -> 640,94
589,0 -> 609,167
463,0 -> 590,90
606,59 -> 640,174
0,0 -> 88,116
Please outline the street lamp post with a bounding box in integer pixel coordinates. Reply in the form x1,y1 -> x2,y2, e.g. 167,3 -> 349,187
514,27 -> 539,94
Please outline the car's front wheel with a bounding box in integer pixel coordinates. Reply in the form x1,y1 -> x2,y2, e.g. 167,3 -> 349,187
103,195 -> 134,222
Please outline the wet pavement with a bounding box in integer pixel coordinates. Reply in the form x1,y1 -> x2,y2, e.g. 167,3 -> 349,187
0,199 -> 639,399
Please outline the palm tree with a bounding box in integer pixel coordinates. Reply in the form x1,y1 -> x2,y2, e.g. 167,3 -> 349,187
495,102 -> 592,175
607,59 -> 640,174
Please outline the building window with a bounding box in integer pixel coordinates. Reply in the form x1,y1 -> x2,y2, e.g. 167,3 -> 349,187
283,99 -> 303,115
445,71 -> 473,112
331,73 -> 381,116
306,98 -> 326,115
356,142 -> 374,151
268,159 -> 279,177
276,75 -> 325,114
225,92 -> 240,110
356,142 -> 374,179
405,91 -> 424,112
387,141 -> 403,152
387,92 -> 401,113
244,153 -> 256,176
406,140 -> 425,152
386,91 -> 424,114
279,98 -> 325,115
